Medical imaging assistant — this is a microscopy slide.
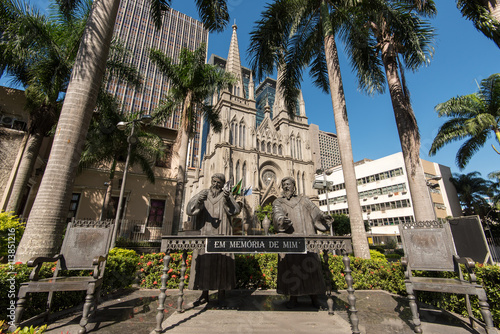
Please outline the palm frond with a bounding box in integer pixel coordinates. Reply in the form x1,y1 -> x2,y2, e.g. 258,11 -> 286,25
148,0 -> 170,30
195,0 -> 229,33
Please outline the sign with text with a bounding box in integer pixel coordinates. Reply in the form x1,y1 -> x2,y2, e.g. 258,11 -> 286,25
206,237 -> 306,253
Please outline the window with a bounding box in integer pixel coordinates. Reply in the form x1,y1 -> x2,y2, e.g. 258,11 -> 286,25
67,193 -> 81,222
148,199 -> 165,227
109,196 -> 127,220
155,143 -> 173,168
242,163 -> 247,189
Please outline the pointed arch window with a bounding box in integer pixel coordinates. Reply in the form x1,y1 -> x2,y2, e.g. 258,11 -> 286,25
239,123 -> 243,148
242,162 -> 247,188
261,141 -> 265,151
230,123 -> 233,144
273,143 -> 277,155
236,160 -> 240,182
267,142 -> 271,153
278,145 -> 283,155
297,137 -> 302,159
297,171 -> 301,194
302,172 -> 306,196
242,124 -> 246,148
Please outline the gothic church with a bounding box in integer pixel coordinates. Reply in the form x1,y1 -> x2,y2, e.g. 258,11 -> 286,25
184,24 -> 320,228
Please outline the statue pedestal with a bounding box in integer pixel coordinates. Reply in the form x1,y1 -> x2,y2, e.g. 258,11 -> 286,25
155,235 -> 360,334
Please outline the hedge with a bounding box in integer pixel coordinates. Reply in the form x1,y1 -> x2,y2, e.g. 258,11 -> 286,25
1,249 -> 499,329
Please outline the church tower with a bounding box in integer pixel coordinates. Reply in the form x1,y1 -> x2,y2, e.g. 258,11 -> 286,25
184,24 -> 316,231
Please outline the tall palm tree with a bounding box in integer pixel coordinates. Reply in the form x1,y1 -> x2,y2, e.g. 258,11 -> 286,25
450,171 -> 492,215
248,0 -> 370,258
341,0 -> 437,222
0,0 -> 90,214
149,44 -> 235,234
16,0 -> 230,261
456,0 -> 500,48
429,73 -> 500,169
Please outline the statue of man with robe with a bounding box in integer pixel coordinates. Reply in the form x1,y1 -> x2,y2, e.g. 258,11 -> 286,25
186,173 -> 241,305
272,176 -> 333,308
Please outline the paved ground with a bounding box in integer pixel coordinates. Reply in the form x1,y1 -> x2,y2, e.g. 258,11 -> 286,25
29,289 -> 496,334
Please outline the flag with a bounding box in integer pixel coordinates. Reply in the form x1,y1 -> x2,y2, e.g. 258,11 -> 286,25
243,185 -> 252,196
232,179 -> 243,196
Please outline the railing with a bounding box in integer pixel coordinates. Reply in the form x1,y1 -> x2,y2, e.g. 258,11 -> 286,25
117,219 -> 170,242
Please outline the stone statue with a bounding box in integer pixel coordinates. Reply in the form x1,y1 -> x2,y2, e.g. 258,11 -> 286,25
186,173 -> 241,305
272,176 -> 333,308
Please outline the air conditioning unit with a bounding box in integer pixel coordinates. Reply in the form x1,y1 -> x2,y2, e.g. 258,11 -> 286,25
1,115 -> 15,127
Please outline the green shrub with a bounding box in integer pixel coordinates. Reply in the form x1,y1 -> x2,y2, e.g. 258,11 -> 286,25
0,212 -> 25,260
0,320 -> 47,333
0,247 -> 140,322
369,250 -> 386,261
137,252 -> 191,289
385,253 -> 401,260
103,248 -> 140,294
369,245 -> 385,254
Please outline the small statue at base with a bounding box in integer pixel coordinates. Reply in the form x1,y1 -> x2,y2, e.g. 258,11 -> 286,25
186,173 -> 241,306
272,176 -> 333,308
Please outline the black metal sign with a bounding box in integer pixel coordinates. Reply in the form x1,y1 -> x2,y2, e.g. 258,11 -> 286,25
206,236 -> 306,253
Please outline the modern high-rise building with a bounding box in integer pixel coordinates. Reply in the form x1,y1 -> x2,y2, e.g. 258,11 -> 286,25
106,2 -> 209,167
308,124 -> 341,170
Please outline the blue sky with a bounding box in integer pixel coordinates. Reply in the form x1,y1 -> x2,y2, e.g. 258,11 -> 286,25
8,0 -> 500,180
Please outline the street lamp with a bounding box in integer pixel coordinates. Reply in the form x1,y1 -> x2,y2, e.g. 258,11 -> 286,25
110,114 -> 153,248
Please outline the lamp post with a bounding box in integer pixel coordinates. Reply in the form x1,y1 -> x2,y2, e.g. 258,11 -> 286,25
110,114 -> 153,248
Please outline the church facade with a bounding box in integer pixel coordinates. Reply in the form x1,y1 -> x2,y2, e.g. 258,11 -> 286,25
183,24 -> 319,230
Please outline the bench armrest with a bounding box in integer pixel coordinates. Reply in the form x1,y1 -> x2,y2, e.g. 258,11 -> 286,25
92,255 -> 107,278
454,256 -> 475,269
27,255 -> 62,281
453,255 -> 477,283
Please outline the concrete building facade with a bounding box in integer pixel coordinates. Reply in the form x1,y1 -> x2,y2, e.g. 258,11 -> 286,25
316,152 -> 462,245
106,1 -> 209,168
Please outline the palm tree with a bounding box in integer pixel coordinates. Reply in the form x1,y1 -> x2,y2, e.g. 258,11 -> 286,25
340,0 -> 437,222
450,172 -> 492,216
16,0 -> 230,261
149,44 -> 235,234
82,101 -> 164,220
248,0 -> 370,258
0,0 -> 90,214
488,170 -> 500,209
429,73 -> 500,169
456,0 -> 500,48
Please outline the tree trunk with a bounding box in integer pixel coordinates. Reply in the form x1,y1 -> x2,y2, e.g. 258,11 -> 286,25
320,1 -> 370,259
380,43 -> 436,222
170,93 -> 193,234
5,131 -> 44,215
15,0 -> 120,262
1,132 -> 28,211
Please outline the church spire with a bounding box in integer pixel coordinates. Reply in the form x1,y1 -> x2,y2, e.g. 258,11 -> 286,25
273,63 -> 286,116
226,23 -> 243,97
248,71 -> 255,100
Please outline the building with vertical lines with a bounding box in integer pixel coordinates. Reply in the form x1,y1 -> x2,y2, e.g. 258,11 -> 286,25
106,1 -> 209,167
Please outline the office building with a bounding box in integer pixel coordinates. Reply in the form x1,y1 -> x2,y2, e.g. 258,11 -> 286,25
316,152 -> 462,245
